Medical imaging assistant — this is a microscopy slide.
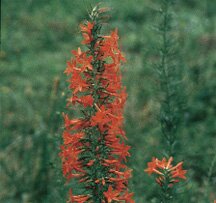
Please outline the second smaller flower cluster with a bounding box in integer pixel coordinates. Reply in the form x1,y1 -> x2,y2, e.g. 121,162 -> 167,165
145,157 -> 187,187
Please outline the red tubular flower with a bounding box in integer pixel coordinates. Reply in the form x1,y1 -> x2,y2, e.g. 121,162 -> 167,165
60,6 -> 133,203
144,157 -> 187,187
68,189 -> 90,203
80,22 -> 94,45
103,186 -> 120,203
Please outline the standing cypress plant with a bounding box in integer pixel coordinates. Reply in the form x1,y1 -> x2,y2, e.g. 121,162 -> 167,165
145,0 -> 187,202
60,5 -> 134,203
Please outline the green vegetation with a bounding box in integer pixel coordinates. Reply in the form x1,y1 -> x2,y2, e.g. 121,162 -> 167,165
1,0 -> 215,202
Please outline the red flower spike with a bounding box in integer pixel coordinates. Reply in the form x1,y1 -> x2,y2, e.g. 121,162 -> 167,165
60,6 -> 132,202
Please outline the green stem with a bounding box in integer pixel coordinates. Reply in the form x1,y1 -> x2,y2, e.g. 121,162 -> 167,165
82,12 -> 110,202
158,0 -> 177,201
160,0 -> 175,157
160,170 -> 173,203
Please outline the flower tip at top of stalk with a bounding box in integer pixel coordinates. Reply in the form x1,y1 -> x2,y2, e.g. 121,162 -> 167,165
89,3 -> 111,23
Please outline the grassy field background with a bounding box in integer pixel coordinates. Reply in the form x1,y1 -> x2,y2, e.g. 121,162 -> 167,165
1,0 -> 216,202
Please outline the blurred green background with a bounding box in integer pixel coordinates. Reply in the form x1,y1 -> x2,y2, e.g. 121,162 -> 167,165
1,0 -> 215,202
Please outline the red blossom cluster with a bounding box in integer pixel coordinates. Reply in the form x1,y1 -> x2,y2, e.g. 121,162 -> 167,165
145,157 -> 187,187
60,10 -> 133,203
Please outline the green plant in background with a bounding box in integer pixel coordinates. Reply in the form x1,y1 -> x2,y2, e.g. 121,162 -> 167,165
144,0 -> 188,202
155,0 -> 185,157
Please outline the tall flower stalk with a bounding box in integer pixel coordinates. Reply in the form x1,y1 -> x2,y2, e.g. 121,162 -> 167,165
60,5 -> 133,203
145,0 -> 187,202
